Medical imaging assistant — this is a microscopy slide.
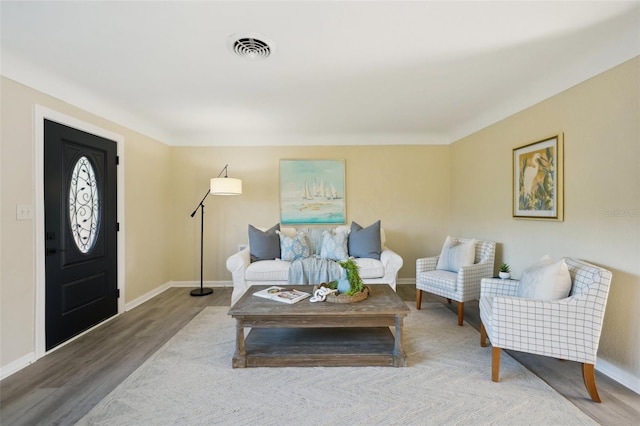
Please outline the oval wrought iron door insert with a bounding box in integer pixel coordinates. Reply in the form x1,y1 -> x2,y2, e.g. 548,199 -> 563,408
69,156 -> 100,253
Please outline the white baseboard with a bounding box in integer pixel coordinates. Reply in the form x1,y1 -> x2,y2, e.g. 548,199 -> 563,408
124,281 -> 232,311
396,278 -> 415,285
0,352 -> 36,380
596,358 -> 640,394
168,280 -> 232,288
124,282 -> 172,311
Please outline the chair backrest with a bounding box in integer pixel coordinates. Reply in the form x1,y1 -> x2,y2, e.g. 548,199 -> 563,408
452,238 -> 496,265
565,257 -> 612,301
563,258 -> 612,360
476,240 -> 496,265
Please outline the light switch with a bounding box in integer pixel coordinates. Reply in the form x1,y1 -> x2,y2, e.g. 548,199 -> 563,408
16,204 -> 33,221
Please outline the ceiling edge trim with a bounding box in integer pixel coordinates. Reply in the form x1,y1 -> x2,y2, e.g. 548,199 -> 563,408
166,132 -> 451,147
0,49 -> 173,145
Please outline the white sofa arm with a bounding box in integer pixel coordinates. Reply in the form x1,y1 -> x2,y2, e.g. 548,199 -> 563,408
226,247 -> 251,305
379,246 -> 403,290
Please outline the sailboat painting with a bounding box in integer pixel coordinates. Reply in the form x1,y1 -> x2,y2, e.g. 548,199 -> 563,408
280,160 -> 346,224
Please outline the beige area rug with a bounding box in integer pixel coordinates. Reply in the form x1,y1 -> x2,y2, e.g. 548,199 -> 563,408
78,304 -> 596,425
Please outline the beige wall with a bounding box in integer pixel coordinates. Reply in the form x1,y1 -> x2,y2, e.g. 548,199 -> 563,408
0,77 -> 173,367
2,57 -> 638,388
449,57 -> 640,381
169,145 -> 450,283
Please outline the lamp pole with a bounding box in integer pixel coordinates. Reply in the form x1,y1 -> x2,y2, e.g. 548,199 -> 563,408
189,164 -> 242,297
190,189 -> 213,297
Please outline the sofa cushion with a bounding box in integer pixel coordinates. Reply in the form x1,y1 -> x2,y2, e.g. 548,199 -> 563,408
436,236 -> 476,272
353,257 -> 384,279
517,256 -> 571,300
300,227 -> 325,255
278,231 -> 310,262
245,259 -> 291,281
320,229 -> 349,261
348,220 -> 381,260
334,225 -> 350,235
279,226 -> 297,238
248,224 -> 280,262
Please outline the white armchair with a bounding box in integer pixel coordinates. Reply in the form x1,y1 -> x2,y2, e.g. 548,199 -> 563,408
479,257 -> 612,402
416,238 -> 496,326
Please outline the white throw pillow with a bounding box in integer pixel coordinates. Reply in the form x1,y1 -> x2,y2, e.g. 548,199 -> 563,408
517,256 -> 571,300
436,236 -> 476,273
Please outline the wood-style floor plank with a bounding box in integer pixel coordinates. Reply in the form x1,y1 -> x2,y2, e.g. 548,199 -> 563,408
1,285 -> 638,425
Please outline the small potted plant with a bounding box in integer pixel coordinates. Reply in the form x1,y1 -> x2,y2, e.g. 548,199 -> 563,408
499,263 -> 511,280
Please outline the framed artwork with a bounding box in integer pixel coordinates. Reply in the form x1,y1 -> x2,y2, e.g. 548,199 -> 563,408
513,134 -> 564,220
280,159 -> 346,224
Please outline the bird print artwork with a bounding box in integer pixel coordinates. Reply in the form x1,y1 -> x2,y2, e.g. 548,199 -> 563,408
518,148 -> 555,211
522,153 -> 542,197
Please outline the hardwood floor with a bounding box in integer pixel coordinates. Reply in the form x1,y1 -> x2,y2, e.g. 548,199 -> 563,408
1,285 -> 638,425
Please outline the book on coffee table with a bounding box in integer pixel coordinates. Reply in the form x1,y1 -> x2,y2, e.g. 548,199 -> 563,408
252,286 -> 311,304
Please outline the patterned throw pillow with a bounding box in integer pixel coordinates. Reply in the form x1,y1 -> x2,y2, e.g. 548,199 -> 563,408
320,230 -> 349,261
436,236 -> 476,272
277,231 -> 310,262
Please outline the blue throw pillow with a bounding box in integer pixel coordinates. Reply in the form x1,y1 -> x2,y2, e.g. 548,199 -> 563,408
248,224 -> 280,262
348,220 -> 381,260
278,231 -> 310,262
320,230 -> 349,261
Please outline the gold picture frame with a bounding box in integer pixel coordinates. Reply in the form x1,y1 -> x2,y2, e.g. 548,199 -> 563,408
513,134 -> 564,220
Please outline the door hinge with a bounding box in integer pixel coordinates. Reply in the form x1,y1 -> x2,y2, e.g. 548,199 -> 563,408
116,288 -> 121,298
116,155 -> 120,165
116,222 -> 120,232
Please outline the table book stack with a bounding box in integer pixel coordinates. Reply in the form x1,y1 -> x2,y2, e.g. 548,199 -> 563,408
252,286 -> 311,304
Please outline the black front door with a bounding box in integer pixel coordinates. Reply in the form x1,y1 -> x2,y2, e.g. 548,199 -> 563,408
44,119 -> 118,350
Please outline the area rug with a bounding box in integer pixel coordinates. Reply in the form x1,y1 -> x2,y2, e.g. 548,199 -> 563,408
78,304 -> 596,425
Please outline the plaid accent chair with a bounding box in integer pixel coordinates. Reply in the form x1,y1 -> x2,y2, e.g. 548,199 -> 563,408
416,238 -> 496,326
479,258 -> 612,402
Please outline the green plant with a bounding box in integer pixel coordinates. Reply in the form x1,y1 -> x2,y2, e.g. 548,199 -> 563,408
337,258 -> 364,295
500,263 -> 510,273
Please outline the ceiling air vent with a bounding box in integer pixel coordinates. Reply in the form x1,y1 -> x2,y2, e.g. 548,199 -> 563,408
227,33 -> 274,60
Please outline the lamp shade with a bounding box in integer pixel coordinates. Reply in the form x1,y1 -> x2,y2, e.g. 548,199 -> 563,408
210,177 -> 242,195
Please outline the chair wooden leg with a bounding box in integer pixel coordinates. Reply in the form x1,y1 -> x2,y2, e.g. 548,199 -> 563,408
492,347 -> 501,382
582,363 -> 601,403
480,321 -> 487,347
416,289 -> 422,310
457,302 -> 464,326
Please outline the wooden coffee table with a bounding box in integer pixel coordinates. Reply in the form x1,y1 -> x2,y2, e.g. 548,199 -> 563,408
227,284 -> 410,368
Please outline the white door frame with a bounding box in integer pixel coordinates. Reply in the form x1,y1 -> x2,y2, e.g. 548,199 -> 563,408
34,105 -> 125,358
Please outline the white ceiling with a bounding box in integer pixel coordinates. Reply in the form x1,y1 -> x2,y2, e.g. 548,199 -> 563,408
1,1 -> 639,146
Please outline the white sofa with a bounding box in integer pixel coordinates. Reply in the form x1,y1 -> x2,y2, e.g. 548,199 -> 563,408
226,225 -> 403,305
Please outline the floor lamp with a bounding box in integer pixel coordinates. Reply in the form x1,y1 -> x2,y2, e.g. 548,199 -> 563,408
190,164 -> 242,297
